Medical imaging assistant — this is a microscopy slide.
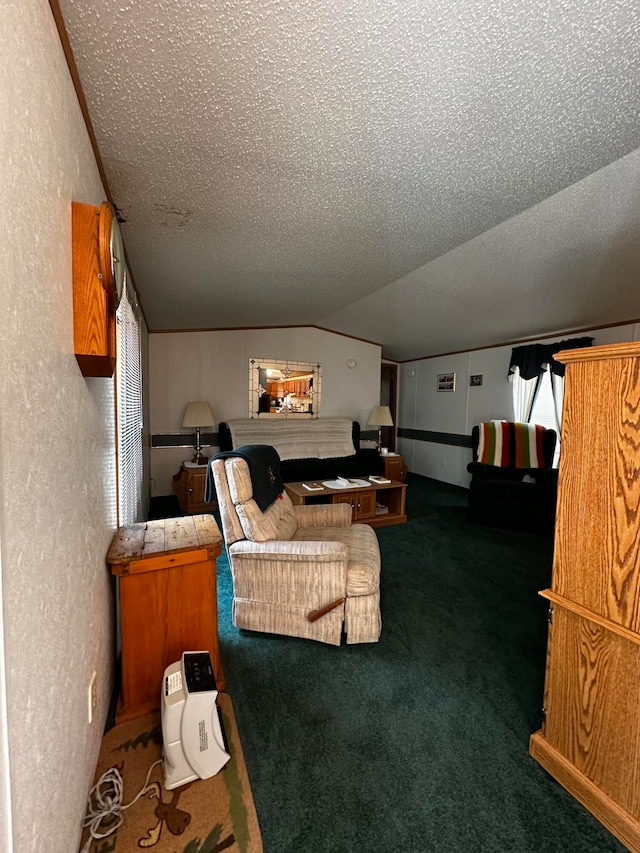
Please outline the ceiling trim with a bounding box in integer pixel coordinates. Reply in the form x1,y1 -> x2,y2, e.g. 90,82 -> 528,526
149,323 -> 383,349
48,0 -> 112,204
397,318 -> 640,363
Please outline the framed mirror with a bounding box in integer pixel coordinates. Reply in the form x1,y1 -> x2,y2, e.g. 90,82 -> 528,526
249,358 -> 322,418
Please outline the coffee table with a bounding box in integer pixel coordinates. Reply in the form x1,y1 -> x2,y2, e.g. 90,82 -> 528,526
285,477 -> 407,528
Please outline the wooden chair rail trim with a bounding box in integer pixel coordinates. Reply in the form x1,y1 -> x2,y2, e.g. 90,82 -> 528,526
539,589 -> 640,646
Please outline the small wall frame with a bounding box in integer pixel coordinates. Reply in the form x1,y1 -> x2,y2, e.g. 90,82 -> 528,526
437,372 -> 456,392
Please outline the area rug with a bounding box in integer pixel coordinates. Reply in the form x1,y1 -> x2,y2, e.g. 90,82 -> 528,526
80,693 -> 262,853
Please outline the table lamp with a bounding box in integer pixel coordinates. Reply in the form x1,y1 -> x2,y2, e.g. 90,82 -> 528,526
182,401 -> 215,464
368,405 -> 393,452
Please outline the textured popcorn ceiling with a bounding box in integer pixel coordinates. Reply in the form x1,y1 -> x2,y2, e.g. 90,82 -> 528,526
57,0 -> 640,358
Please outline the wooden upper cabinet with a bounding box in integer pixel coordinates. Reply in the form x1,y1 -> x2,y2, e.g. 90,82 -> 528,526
72,201 -> 116,377
275,378 -> 310,397
552,343 -> 640,632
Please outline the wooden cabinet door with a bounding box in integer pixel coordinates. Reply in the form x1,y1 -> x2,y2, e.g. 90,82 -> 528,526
174,467 -> 217,513
354,490 -> 376,520
552,348 -> 640,631
333,492 -> 355,515
541,604 -> 640,819
188,469 -> 219,513
187,469 -> 205,511
384,456 -> 406,482
72,202 -> 116,377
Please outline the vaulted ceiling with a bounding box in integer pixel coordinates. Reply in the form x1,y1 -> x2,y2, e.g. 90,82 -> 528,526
56,0 -> 640,360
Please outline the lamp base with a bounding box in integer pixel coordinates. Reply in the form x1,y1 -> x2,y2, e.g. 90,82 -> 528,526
191,453 -> 209,465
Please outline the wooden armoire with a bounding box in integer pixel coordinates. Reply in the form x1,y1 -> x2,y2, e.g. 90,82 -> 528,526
530,341 -> 640,851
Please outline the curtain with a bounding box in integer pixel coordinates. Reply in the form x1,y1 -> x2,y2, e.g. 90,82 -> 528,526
508,336 -> 593,427
510,369 -> 541,422
508,337 -> 593,380
550,371 -> 564,433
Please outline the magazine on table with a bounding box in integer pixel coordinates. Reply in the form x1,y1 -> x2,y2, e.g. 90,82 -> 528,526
369,475 -> 392,484
302,482 -> 324,491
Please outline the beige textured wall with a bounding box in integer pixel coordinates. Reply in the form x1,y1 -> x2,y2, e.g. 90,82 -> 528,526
0,1 -> 117,850
149,327 -> 382,494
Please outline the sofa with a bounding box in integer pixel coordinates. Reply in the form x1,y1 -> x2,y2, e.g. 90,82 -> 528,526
218,418 -> 384,483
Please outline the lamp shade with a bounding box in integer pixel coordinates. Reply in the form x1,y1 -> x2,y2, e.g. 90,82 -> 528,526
368,405 -> 393,427
182,401 -> 215,428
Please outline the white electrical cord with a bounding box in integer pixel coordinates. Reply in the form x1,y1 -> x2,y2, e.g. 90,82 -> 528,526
80,758 -> 163,853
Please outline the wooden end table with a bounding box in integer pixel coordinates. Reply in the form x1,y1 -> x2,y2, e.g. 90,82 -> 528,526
107,514 -> 224,723
173,462 -> 218,514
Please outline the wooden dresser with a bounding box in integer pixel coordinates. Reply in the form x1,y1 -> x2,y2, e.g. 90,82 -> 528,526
529,342 -> 640,851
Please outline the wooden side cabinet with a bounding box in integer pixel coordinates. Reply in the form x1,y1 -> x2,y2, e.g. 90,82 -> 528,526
383,454 -> 407,482
529,342 -> 640,852
107,515 -> 225,724
173,463 -> 218,514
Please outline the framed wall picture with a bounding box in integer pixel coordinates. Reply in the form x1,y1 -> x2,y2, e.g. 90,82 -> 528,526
470,374 -> 483,387
437,372 -> 456,392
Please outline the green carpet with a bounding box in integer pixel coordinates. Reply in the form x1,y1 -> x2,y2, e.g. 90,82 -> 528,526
216,474 -> 626,852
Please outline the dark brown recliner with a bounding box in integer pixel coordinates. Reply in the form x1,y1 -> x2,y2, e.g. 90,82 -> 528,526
467,423 -> 558,533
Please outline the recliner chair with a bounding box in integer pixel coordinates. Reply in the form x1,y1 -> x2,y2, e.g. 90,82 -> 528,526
467,422 -> 558,532
211,454 -> 382,645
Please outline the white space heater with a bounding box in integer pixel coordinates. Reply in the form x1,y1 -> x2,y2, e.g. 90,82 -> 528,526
161,651 -> 230,790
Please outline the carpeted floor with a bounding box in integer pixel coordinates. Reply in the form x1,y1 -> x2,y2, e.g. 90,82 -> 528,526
210,474 -> 627,853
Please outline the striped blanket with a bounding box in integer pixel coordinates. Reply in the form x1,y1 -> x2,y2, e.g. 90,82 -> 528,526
227,417 -> 356,461
477,421 -> 547,469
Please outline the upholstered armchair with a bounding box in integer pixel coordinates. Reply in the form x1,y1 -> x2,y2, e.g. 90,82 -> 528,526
467,421 -> 558,532
211,455 -> 382,645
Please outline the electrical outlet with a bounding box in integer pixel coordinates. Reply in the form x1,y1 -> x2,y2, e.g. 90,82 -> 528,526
88,671 -> 97,724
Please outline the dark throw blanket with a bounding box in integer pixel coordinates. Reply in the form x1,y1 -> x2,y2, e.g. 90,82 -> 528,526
206,444 -> 284,511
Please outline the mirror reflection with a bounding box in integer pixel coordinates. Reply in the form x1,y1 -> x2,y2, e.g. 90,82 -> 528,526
249,358 -> 322,418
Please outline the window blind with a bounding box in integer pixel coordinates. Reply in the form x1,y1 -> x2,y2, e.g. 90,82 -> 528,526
116,273 -> 144,526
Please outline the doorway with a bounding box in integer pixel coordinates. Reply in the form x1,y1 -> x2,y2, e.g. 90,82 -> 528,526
380,363 -> 398,452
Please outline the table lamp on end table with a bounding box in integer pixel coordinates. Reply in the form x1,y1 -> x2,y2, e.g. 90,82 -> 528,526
182,401 -> 215,464
368,405 -> 393,452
